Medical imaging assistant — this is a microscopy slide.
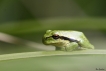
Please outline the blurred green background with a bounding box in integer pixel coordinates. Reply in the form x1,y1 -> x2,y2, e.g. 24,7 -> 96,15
0,0 -> 106,54
0,0 -> 106,71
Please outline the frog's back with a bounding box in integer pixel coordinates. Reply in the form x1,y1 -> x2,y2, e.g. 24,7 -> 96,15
54,30 -> 83,40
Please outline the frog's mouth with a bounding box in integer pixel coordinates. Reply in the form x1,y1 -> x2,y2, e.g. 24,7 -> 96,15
42,36 -> 53,45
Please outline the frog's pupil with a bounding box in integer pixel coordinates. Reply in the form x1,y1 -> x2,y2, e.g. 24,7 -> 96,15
52,35 -> 59,39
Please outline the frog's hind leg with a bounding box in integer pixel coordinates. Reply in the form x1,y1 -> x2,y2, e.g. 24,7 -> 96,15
76,41 -> 89,50
60,36 -> 83,50
77,41 -> 94,50
68,38 -> 83,50
71,40 -> 88,50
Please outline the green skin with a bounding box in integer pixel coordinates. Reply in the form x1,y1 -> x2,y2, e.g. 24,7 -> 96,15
42,30 -> 94,51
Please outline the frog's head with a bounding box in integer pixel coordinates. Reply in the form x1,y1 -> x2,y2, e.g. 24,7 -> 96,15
42,30 -> 67,46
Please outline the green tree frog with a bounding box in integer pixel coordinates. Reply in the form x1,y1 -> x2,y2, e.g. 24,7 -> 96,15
42,30 -> 94,51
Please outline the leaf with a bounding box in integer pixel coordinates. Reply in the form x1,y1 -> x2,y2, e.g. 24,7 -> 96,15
0,50 -> 106,71
0,49 -> 106,61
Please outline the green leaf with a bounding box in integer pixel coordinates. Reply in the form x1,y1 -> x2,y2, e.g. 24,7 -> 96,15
0,50 -> 106,71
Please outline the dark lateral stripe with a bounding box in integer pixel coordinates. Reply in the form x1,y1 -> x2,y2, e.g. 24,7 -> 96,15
47,35 -> 81,47
60,36 -> 76,42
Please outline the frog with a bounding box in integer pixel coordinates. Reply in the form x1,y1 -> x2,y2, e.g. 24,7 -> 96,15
42,30 -> 94,51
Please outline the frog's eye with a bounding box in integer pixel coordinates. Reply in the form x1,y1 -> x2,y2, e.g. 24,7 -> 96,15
52,34 -> 59,39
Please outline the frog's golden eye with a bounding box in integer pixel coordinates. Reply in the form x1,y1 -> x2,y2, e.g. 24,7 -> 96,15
52,34 -> 59,39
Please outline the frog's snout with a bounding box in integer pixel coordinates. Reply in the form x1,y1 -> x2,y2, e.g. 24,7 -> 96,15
42,36 -> 49,45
